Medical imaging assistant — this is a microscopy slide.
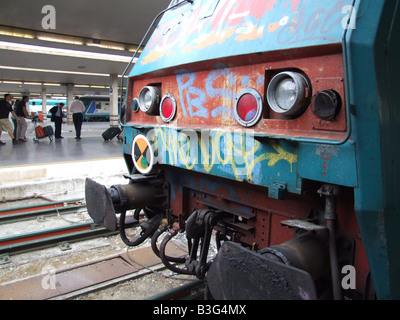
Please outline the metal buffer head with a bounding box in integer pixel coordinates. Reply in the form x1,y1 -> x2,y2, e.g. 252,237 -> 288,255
85,175 -> 168,245
85,178 -> 117,231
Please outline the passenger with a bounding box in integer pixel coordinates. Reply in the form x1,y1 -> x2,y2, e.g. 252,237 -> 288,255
50,103 -> 64,139
11,99 -> 19,139
69,96 -> 85,140
0,94 -> 22,145
15,95 -> 31,142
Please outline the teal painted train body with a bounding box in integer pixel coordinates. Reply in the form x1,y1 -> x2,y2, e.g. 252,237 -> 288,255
86,0 -> 400,300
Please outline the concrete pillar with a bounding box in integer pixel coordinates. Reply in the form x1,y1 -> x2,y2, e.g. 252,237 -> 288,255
41,88 -> 47,118
109,74 -> 119,127
66,84 -> 74,125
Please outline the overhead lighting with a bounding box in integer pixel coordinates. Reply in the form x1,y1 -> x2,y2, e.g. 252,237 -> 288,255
87,40 -> 125,51
37,35 -> 84,46
0,65 -> 111,77
43,83 -> 61,86
2,80 -> 23,84
0,27 -> 35,39
24,82 -> 42,85
0,27 -> 134,54
128,47 -> 143,53
0,41 -> 133,63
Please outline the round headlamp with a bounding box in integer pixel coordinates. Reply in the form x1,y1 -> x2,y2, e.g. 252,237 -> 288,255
234,88 -> 263,127
130,98 -> 139,112
267,71 -> 311,116
138,86 -> 161,115
160,93 -> 177,122
313,90 -> 341,120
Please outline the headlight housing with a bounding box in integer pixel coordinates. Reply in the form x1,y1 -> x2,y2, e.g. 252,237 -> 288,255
266,71 -> 311,116
234,88 -> 263,127
130,98 -> 139,113
138,86 -> 161,115
160,93 -> 177,122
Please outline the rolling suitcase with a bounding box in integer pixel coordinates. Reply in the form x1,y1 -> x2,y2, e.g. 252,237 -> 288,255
35,126 -> 46,139
33,121 -> 53,142
117,128 -> 124,142
102,126 -> 121,141
43,125 -> 54,138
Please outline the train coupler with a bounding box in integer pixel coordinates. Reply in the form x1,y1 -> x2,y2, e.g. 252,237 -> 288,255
84,174 -> 168,246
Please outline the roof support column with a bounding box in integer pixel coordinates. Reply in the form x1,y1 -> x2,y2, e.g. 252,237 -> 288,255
66,84 -> 74,125
109,74 -> 119,127
41,88 -> 47,118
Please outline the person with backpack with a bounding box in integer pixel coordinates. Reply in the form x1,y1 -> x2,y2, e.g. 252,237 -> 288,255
49,103 -> 64,139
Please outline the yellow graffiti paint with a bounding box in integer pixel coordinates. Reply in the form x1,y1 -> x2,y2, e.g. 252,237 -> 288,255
153,129 -> 297,181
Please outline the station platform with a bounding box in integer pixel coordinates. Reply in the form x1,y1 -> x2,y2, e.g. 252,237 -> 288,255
0,120 -> 129,202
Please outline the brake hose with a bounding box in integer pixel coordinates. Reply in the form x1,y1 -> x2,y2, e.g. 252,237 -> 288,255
159,229 -> 194,275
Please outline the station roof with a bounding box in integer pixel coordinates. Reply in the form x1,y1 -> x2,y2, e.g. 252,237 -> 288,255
0,0 -> 171,98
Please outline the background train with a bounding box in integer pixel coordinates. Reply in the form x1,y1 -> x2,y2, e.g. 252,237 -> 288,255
85,0 -> 400,300
29,95 -> 114,121
29,98 -> 66,114
80,95 -> 112,121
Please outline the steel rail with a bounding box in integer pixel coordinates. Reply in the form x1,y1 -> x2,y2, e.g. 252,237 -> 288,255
0,222 -> 117,257
0,198 -> 85,224
146,279 -> 205,300
0,198 -> 117,259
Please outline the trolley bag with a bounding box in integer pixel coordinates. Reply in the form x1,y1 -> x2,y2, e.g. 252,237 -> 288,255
117,128 -> 124,142
102,126 -> 121,141
35,126 -> 46,139
43,125 -> 54,137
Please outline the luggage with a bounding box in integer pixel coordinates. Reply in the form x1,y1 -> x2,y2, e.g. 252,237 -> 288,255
102,126 -> 122,141
33,120 -> 53,142
117,128 -> 124,142
43,125 -> 54,137
35,126 -> 46,139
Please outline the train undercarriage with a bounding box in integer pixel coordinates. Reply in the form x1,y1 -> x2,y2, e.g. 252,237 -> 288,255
85,166 -> 372,300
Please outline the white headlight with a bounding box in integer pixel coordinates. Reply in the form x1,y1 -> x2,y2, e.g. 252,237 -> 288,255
267,71 -> 311,116
138,86 -> 161,115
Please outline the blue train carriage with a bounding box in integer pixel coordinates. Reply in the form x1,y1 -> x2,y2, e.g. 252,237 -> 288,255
79,95 -> 113,121
85,0 -> 400,300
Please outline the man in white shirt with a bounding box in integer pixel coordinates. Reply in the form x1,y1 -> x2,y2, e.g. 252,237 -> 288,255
69,96 -> 85,140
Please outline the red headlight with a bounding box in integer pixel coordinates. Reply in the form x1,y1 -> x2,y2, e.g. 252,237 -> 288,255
160,94 -> 177,122
234,88 -> 263,127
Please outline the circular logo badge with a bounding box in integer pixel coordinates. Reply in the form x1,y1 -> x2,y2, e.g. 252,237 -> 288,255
132,134 -> 154,174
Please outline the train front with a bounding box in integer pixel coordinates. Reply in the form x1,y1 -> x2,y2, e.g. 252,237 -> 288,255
85,0 -> 398,300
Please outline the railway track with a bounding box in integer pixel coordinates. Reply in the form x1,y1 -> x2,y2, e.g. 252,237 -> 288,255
0,198 -> 202,300
0,198 -> 117,263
